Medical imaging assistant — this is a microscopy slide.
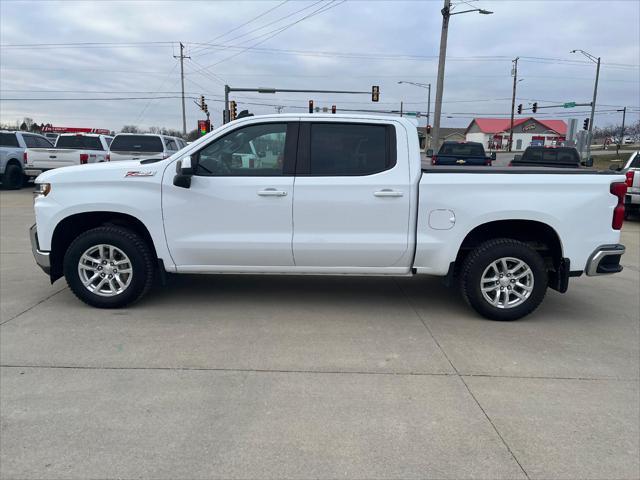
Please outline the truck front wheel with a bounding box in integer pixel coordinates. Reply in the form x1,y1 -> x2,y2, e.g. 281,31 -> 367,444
460,238 -> 548,321
63,226 -> 155,308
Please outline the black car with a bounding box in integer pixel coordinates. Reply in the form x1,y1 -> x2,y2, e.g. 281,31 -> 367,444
510,146 -> 593,168
427,141 -> 495,166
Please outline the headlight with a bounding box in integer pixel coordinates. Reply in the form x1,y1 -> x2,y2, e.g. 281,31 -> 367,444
34,183 -> 51,199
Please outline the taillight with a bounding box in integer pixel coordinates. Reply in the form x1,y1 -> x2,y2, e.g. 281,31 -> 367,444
610,181 -> 627,230
485,159 -> 492,166
431,155 -> 437,165
80,153 -> 89,164
626,170 -> 635,188
23,151 -> 28,164
106,154 -> 110,162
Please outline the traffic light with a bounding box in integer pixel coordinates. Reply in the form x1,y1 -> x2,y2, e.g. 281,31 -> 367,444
532,102 -> 538,114
372,85 -> 380,102
583,118 -> 590,130
199,95 -> 205,110
308,100 -> 314,113
517,104 -> 522,114
198,120 -> 208,136
203,102 -> 208,115
426,125 -> 432,134
331,105 -> 336,114
229,100 -> 237,120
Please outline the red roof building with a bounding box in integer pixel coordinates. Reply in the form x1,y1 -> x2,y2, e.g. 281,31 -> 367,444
465,117 -> 567,150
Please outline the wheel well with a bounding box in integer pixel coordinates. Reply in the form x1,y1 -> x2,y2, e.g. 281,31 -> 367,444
50,212 -> 157,282
456,220 -> 563,272
4,159 -> 22,170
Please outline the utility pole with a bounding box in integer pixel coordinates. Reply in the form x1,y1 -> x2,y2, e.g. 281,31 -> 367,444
587,57 -> 600,160
618,106 -> 627,145
400,101 -> 404,117
508,57 -> 519,152
432,0 -> 451,150
174,43 -> 190,135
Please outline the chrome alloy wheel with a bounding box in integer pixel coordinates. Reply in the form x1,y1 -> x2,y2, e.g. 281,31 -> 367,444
480,257 -> 534,309
77,244 -> 133,297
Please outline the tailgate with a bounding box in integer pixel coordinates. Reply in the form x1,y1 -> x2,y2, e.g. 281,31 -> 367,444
25,148 -> 67,171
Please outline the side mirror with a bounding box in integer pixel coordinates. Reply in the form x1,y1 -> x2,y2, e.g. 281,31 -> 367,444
581,157 -> 594,168
173,156 -> 194,188
490,152 -> 497,160
426,149 -> 434,157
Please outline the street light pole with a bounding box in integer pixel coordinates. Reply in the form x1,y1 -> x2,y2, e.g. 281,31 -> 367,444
431,1 -> 493,149
571,50 -> 600,160
617,106 -> 627,145
508,57 -> 519,152
431,0 -> 451,151
398,80 -> 431,146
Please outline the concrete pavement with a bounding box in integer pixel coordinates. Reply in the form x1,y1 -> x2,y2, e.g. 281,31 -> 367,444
1,188 -> 638,479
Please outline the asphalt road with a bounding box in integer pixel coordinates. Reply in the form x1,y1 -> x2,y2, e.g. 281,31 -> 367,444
1,188 -> 638,479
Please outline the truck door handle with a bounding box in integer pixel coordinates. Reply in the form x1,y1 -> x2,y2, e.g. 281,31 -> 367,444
374,189 -> 403,197
258,188 -> 287,197
49,155 -> 57,159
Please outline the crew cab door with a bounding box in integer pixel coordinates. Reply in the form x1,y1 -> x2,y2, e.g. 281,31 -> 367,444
162,122 -> 297,270
292,121 -> 412,270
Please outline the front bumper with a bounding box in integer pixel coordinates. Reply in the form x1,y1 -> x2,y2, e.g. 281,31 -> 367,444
585,244 -> 625,276
29,224 -> 51,275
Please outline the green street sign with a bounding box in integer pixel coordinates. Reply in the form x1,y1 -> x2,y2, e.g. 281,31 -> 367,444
563,102 -> 576,108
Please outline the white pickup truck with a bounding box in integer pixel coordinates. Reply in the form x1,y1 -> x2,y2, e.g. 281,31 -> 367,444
30,114 -> 628,320
24,133 -> 113,177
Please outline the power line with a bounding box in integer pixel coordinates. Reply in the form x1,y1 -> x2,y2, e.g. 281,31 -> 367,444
188,0 -> 290,56
193,0 -> 346,72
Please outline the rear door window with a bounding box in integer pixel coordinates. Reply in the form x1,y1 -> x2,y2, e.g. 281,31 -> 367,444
110,135 -> 164,152
165,138 -> 178,151
0,133 -> 19,147
56,135 -> 103,150
307,123 -> 392,175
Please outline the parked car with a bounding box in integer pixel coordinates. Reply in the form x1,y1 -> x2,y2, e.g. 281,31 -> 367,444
30,114 -> 628,321
611,150 -> 640,216
427,141 -> 495,166
108,134 -> 180,162
1,131 -> 53,189
510,146 -> 593,168
24,133 -> 113,176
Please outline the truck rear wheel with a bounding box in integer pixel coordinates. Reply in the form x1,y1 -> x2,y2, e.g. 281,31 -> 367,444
460,238 -> 547,321
63,226 -> 154,308
2,163 -> 23,190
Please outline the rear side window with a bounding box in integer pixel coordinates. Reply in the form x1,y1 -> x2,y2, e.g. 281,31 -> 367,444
439,143 -> 485,157
308,123 -> 392,175
628,153 -> 640,169
523,148 -> 578,164
104,137 -> 113,147
23,135 -> 52,148
0,133 -> 19,147
165,138 -> 178,151
56,135 -> 103,150
110,135 -> 164,152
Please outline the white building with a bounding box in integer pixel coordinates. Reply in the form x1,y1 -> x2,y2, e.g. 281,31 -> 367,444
465,117 -> 567,151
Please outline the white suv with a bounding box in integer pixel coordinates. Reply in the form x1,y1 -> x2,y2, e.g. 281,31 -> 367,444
108,134 -> 181,162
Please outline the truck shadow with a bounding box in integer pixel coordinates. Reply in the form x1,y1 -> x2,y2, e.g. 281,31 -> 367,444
141,273 -> 469,316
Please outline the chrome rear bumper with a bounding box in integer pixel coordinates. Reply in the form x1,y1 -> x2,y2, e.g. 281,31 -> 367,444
30,224 -> 51,275
586,244 -> 625,276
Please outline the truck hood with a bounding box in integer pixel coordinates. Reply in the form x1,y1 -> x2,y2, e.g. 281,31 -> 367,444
35,159 -> 166,183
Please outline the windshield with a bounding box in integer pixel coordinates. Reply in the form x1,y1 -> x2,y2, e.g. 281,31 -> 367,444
110,135 -> 163,152
439,143 -> 485,156
56,135 -> 103,150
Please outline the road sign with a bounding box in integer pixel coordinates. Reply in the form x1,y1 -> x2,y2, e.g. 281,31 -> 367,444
563,102 -> 576,108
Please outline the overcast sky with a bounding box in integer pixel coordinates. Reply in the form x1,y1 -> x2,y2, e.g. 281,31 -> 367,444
1,0 -> 638,132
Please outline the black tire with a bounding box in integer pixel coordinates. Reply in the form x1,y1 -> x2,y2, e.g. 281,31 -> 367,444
2,163 -> 23,190
460,238 -> 548,321
63,226 -> 155,308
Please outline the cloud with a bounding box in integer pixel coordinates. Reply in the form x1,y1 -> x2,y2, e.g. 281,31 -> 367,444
1,0 -> 638,131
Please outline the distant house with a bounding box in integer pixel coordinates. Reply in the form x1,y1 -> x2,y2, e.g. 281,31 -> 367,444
465,117 -> 567,151
417,127 -> 465,150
